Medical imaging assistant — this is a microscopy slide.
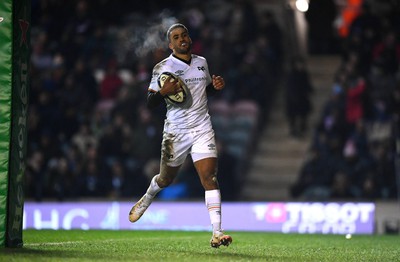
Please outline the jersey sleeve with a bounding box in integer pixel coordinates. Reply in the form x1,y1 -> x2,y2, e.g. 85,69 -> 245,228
148,69 -> 161,92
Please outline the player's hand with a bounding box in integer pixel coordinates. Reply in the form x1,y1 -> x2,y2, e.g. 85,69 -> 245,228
160,76 -> 182,96
212,75 -> 225,90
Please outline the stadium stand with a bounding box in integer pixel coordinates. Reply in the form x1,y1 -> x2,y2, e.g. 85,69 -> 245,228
289,1 -> 399,201
29,0 -> 398,203
241,0 -> 399,202
27,0 -> 281,201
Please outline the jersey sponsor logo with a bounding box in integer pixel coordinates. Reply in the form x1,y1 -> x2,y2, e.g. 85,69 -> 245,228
184,76 -> 207,84
174,70 -> 184,76
197,66 -> 205,71
208,143 -> 216,150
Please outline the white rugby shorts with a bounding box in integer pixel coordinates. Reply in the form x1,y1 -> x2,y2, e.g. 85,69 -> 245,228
161,128 -> 218,167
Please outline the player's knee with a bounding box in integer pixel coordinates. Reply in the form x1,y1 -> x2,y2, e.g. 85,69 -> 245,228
202,174 -> 219,190
211,175 -> 219,185
157,176 -> 173,188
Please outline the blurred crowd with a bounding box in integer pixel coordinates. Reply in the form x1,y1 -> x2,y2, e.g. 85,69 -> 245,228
291,2 -> 400,200
27,0 -> 282,201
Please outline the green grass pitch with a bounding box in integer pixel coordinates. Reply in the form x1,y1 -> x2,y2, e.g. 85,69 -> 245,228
1,230 -> 400,261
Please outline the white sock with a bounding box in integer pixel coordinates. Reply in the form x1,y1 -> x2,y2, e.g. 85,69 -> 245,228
205,189 -> 221,233
145,174 -> 162,198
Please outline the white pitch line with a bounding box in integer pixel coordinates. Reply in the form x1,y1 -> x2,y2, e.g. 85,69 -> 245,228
25,241 -> 84,247
24,236 -> 195,247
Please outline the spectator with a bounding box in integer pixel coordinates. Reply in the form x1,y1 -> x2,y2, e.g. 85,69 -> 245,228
259,10 -> 283,81
339,139 -> 373,198
47,157 -> 78,200
370,142 -> 397,198
371,30 -> 400,75
285,57 -> 314,137
108,160 -> 126,198
290,146 -> 333,200
71,122 -> 97,156
131,106 -> 163,162
25,150 -> 46,201
99,60 -> 124,101
71,58 -> 99,108
345,74 -> 367,127
330,171 -> 354,199
80,160 -> 107,197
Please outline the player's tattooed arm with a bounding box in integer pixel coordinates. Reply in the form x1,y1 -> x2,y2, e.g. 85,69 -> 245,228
147,89 -> 165,109
206,84 -> 219,96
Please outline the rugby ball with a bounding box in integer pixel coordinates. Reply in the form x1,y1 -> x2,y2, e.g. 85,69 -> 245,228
158,72 -> 187,104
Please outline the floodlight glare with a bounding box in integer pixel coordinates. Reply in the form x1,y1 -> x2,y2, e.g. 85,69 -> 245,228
295,0 -> 309,12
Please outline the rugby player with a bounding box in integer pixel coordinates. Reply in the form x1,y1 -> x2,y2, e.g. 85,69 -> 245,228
129,23 -> 232,248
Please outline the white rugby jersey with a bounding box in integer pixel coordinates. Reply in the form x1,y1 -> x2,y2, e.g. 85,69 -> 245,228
149,54 -> 213,133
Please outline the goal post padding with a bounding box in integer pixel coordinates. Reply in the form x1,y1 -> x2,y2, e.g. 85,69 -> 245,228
0,0 -> 30,248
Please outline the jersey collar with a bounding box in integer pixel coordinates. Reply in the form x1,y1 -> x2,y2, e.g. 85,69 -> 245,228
172,54 -> 192,65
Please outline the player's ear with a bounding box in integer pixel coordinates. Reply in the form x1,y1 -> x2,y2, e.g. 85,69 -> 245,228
168,42 -> 173,51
